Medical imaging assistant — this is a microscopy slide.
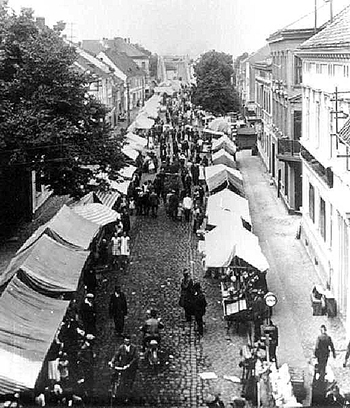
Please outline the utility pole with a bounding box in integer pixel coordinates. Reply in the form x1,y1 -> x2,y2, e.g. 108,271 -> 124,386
314,0 -> 317,33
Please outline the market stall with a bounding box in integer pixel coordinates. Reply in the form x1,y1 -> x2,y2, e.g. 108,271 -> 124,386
202,128 -> 225,141
205,164 -> 244,196
71,203 -> 120,227
212,149 -> 237,169
211,134 -> 237,157
208,117 -> 231,134
206,188 -> 251,229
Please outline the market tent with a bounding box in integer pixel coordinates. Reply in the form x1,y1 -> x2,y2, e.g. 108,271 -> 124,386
127,115 -> 154,132
0,234 -> 88,292
205,164 -> 244,195
109,179 -> 131,195
202,129 -> 225,139
139,94 -> 161,118
117,164 -> 137,180
72,203 -> 119,226
212,135 -> 237,156
125,133 -> 147,148
208,117 -> 230,134
0,277 -> 69,394
76,191 -> 100,205
206,208 -> 246,231
95,190 -> 120,209
206,188 -> 251,226
204,226 -> 269,271
204,226 -> 236,268
212,149 -> 237,169
17,205 -> 100,253
122,145 -> 140,162
154,86 -> 175,95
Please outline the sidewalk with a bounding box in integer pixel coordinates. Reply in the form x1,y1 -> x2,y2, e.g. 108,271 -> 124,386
237,150 -> 349,400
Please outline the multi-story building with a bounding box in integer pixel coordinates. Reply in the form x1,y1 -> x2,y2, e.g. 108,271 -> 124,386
266,27 -> 315,212
253,59 -> 273,168
296,5 -> 350,329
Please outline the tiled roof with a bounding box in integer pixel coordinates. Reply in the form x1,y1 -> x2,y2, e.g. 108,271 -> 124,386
75,55 -> 109,79
110,38 -> 148,58
246,45 -> 270,64
300,5 -> 350,49
338,117 -> 350,146
81,40 -> 105,55
103,49 -> 144,77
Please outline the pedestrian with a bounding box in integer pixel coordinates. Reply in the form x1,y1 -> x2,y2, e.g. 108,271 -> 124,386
80,293 -> 96,335
191,282 -> 207,336
108,334 -> 139,403
149,190 -> 160,217
314,325 -> 336,380
168,190 -> 179,221
110,232 -> 122,270
182,193 -> 193,222
179,269 -> 194,322
109,285 -> 128,336
120,231 -> 130,270
120,209 -> 131,234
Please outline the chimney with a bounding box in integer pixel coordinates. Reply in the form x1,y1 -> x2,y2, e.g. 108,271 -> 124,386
128,38 -> 131,44
36,17 -> 46,30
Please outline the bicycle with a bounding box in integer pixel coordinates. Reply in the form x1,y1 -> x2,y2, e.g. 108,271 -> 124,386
108,363 -> 129,407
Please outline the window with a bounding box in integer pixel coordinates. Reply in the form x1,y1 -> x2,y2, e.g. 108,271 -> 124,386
294,110 -> 302,140
328,64 -> 334,76
141,61 -> 146,69
320,197 -> 326,241
316,64 -> 321,74
309,183 -> 315,223
316,101 -> 320,147
345,65 -> 350,77
295,56 -> 302,85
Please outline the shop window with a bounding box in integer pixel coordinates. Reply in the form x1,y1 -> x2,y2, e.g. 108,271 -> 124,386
320,197 -> 326,241
309,183 -> 315,223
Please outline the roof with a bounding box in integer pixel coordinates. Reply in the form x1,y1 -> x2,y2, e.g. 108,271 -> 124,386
299,5 -> 350,50
338,117 -> 350,146
75,54 -> 109,79
103,48 -> 144,77
205,164 -> 244,195
17,205 -> 100,252
0,277 -> 69,394
72,203 -> 119,226
0,234 -> 88,293
245,45 -> 271,64
81,38 -> 148,59
212,149 -> 237,169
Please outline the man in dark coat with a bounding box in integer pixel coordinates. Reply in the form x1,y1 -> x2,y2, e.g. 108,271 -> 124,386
179,269 -> 194,322
315,325 -> 336,380
109,285 -> 128,336
80,294 -> 96,335
108,335 -> 138,402
191,282 -> 207,336
120,209 -> 130,234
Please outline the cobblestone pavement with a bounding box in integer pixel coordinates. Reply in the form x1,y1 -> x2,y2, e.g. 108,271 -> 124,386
92,201 -> 247,407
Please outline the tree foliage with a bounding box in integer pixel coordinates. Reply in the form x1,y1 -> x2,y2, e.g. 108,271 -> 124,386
192,50 -> 239,115
0,4 -> 126,197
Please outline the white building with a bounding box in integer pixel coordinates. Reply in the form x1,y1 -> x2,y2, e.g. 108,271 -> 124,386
297,5 -> 350,330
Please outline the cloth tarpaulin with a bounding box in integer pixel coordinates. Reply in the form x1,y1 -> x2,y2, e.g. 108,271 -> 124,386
125,133 -> 147,148
208,117 -> 230,134
95,190 -> 120,209
204,225 -> 269,271
202,129 -> 225,138
117,164 -> 137,180
17,205 -> 99,253
206,209 -> 244,230
72,203 -> 119,226
122,145 -> 139,161
212,135 -> 237,156
212,149 -> 237,169
0,277 -> 69,393
206,188 -> 251,226
128,115 -> 154,132
205,164 -> 244,194
0,234 -> 88,292
110,179 -> 131,195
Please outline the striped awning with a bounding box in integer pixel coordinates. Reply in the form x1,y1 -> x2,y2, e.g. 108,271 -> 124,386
338,117 -> 350,146
95,191 -> 120,209
72,203 -> 119,226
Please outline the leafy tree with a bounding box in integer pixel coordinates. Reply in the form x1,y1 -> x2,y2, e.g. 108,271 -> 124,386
192,50 -> 239,115
0,3 -> 126,198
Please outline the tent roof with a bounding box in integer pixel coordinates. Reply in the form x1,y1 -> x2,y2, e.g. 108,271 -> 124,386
110,179 -> 131,195
212,149 -> 237,169
202,128 -> 225,137
117,164 -> 137,180
122,145 -> 139,161
0,277 -> 68,393
208,117 -> 230,134
95,190 -> 120,208
206,209 -> 243,229
128,114 -> 154,132
206,188 -> 251,225
17,205 -> 100,253
0,234 -> 88,292
212,135 -> 237,155
125,133 -> 147,148
72,203 -> 119,226
204,226 -> 269,271
205,164 -> 244,194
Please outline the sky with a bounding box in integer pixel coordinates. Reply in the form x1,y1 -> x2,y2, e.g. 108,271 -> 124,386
5,0 -> 350,58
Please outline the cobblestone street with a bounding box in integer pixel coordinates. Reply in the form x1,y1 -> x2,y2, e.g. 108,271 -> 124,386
92,198 -> 247,407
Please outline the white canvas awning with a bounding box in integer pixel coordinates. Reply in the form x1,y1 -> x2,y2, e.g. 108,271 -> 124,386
206,188 -> 251,226
212,135 -> 237,156
72,203 -> 119,226
205,164 -> 244,195
212,149 -> 236,169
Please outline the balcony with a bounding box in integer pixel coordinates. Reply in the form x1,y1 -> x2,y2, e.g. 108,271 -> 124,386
277,139 -> 301,162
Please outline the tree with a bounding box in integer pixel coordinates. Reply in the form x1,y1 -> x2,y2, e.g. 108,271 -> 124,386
0,4 -> 126,198
192,50 -> 239,115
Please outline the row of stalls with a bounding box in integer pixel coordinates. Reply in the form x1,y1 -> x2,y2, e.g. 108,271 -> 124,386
0,95 -> 163,399
197,125 -> 305,407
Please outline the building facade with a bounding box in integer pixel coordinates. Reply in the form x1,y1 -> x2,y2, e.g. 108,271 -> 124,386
297,5 -> 350,330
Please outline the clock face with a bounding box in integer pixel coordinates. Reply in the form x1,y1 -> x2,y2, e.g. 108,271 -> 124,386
264,292 -> 277,307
